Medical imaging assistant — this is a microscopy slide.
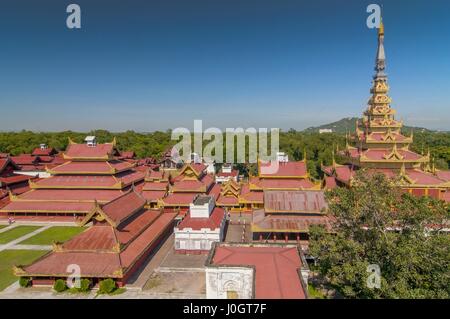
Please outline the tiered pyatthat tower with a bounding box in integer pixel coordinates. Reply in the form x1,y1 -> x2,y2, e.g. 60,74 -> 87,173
322,20 -> 450,202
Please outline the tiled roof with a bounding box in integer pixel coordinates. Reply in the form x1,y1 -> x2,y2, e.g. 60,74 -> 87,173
64,143 -> 114,159
212,245 -> 306,299
177,207 -> 225,230
0,201 -> 95,214
141,190 -> 167,202
32,147 -> 57,156
50,160 -> 133,174
18,189 -> 124,202
23,252 -> 123,277
100,191 -> 146,225
259,161 -> 307,177
252,210 -> 333,233
250,177 -> 316,190
263,190 -> 328,213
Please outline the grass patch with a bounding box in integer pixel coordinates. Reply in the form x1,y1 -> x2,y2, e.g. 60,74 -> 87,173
145,275 -> 162,289
0,249 -> 49,291
19,226 -> 85,245
0,225 -> 7,230
308,283 -> 327,299
0,226 -> 42,244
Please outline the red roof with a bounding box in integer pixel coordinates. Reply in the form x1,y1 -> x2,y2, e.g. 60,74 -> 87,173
50,160 -> 133,174
259,161 -> 307,177
252,211 -> 333,233
100,191 -> 146,225
32,147 -> 57,156
350,148 -> 423,161
23,252 -> 122,277
142,181 -> 168,191
141,190 -> 167,202
324,176 -> 337,189
32,170 -> 144,188
177,207 -> 225,230
263,190 -> 328,213
120,212 -> 176,268
10,155 -> 40,165
216,194 -> 239,206
443,191 -> 450,203
63,226 -> 117,251
19,189 -> 124,202
0,174 -> 31,185
162,193 -> 199,206
212,245 -> 306,299
119,151 -> 135,159
65,143 -> 115,159
0,201 -> 95,214
436,171 -> 450,182
251,177 -> 316,190
366,132 -> 409,142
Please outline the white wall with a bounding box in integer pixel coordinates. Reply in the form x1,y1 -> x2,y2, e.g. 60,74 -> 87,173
205,267 -> 254,299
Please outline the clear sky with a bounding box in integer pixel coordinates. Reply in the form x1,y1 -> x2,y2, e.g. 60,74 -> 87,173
0,0 -> 449,132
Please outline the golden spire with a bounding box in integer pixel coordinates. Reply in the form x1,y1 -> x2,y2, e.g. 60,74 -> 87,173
378,18 -> 384,36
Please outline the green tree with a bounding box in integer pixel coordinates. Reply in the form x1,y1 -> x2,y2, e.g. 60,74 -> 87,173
309,171 -> 450,299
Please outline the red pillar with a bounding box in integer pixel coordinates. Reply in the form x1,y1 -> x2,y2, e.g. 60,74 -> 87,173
273,234 -> 277,242
285,234 -> 288,243
296,234 -> 300,243
259,234 -> 263,242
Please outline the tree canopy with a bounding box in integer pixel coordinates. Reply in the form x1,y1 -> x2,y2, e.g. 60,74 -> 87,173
309,171 -> 450,299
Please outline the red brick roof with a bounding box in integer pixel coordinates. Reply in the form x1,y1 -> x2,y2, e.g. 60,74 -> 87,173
141,190 -> 167,202
142,182 -> 168,191
100,190 -> 146,225
32,147 -> 57,156
263,190 -> 328,213
259,161 -> 307,177
23,252 -> 123,278
252,210 -> 333,233
250,177 -> 316,190
19,189 -> 124,202
177,207 -> 225,231
0,201 -> 95,214
212,245 -> 306,299
65,143 -> 115,159
50,160 -> 133,174
436,171 -> 450,182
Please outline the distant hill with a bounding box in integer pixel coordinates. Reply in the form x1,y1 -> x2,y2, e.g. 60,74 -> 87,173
303,117 -> 433,134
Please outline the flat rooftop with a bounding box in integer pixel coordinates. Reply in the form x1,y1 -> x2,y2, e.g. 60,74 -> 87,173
193,195 -> 212,206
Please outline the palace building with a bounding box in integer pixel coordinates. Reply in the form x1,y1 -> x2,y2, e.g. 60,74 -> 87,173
241,152 -> 322,211
174,195 -> 226,254
14,190 -> 177,287
157,163 -> 216,211
0,137 -> 146,221
0,156 -> 35,209
205,242 -> 309,299
251,190 -> 331,248
11,143 -> 65,178
323,21 -> 450,202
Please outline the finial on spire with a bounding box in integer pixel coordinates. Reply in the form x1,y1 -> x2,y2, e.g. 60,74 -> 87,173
378,18 -> 384,36
375,14 -> 386,78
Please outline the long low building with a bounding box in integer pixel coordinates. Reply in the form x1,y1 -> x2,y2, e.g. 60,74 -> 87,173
14,190 -> 177,287
251,190 -> 331,244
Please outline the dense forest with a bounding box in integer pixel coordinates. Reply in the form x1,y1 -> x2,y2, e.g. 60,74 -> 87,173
0,129 -> 449,178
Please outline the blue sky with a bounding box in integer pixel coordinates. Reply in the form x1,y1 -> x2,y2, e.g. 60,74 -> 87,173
0,0 -> 449,132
